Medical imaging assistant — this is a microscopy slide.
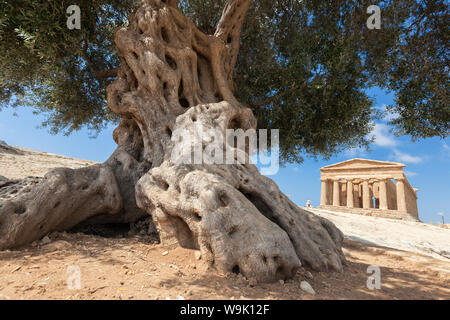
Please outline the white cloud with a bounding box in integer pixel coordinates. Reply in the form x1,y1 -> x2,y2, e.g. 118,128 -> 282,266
442,141 -> 450,158
344,147 -> 366,157
372,123 -> 398,147
404,170 -> 418,177
392,149 -> 423,164
370,122 -> 425,165
378,104 -> 400,122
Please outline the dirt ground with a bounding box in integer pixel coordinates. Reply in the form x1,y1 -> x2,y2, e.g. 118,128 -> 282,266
0,232 -> 448,300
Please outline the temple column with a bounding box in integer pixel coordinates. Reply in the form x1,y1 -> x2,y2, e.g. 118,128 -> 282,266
346,180 -> 354,208
320,179 -> 328,206
379,179 -> 388,210
333,180 -> 340,206
396,179 -> 407,213
369,184 -> 374,208
362,180 -> 370,209
354,183 -> 360,208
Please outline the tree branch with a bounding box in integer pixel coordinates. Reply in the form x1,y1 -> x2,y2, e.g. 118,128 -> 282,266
214,0 -> 252,85
215,0 -> 252,41
81,39 -> 118,79
253,83 -> 306,108
94,68 -> 119,79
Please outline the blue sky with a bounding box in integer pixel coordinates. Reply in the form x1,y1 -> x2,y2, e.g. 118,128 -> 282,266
0,88 -> 448,224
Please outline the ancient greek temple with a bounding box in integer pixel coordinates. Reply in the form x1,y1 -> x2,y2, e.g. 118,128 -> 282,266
318,159 -> 419,221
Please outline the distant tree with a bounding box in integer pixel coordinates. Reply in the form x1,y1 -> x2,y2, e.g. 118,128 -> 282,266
0,0 -> 448,162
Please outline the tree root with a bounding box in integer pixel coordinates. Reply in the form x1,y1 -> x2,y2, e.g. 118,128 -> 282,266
0,165 -> 122,250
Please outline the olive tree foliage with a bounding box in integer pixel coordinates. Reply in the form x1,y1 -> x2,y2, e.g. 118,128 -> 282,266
185,0 -> 449,162
0,0 -> 448,161
0,0 -> 139,133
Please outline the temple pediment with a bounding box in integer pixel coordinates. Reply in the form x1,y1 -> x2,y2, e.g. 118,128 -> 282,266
321,158 -> 405,171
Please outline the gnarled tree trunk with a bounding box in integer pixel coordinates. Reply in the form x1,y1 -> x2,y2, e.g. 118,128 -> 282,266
0,0 -> 346,282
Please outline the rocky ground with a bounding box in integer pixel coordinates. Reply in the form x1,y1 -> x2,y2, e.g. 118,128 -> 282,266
0,144 -> 449,300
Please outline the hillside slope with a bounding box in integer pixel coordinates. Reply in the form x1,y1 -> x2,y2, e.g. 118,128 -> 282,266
0,143 -> 96,179
304,207 -> 450,262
